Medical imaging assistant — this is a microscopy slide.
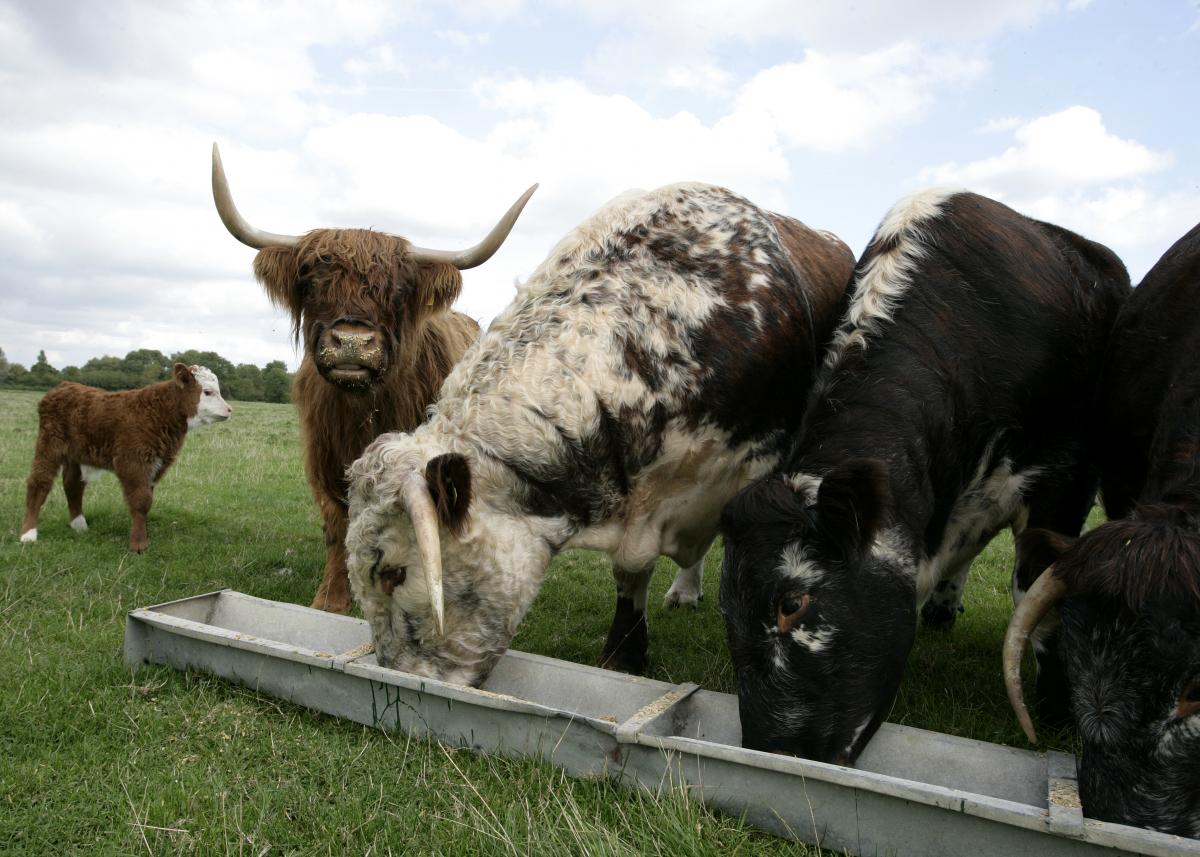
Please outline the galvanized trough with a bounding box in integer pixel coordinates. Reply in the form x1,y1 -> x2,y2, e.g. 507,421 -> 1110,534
125,590 -> 1197,857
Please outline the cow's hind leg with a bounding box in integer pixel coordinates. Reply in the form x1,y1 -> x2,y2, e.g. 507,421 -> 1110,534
664,556 -> 705,609
311,501 -> 352,614
20,432 -> 64,543
62,461 -> 88,533
1013,461 -> 1095,732
599,560 -> 654,674
921,561 -> 970,630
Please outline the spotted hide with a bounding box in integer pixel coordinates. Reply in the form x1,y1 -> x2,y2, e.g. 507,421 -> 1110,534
719,189 -> 1130,765
344,183 -> 854,686
1006,221 -> 1200,837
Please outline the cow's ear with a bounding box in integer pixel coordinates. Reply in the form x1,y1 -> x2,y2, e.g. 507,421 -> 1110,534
414,261 -> 463,312
1014,528 -> 1076,592
173,363 -> 194,387
425,453 -> 472,535
815,458 -> 890,555
253,247 -> 302,320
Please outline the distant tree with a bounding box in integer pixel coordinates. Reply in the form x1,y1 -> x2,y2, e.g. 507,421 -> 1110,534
60,365 -> 82,383
170,350 -> 235,393
122,349 -> 170,385
261,360 -> 293,404
28,350 -> 61,389
0,347 -> 8,384
80,355 -> 130,390
6,363 -> 29,386
229,363 -> 264,401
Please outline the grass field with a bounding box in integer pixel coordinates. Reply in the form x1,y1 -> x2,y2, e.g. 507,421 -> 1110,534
0,389 -> 1078,855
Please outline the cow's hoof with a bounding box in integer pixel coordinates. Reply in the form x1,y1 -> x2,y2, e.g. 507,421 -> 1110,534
310,592 -> 352,614
19,529 -> 37,544
663,588 -> 702,609
598,649 -> 648,675
129,543 -> 148,554
70,515 -> 88,533
920,601 -> 963,631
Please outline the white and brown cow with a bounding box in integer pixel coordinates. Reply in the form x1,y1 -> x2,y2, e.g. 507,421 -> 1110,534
19,364 -> 231,552
343,182 -> 854,685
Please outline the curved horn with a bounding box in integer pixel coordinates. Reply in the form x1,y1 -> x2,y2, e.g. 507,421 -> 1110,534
211,142 -> 300,250
400,470 -> 445,636
408,183 -> 538,270
1002,567 -> 1069,744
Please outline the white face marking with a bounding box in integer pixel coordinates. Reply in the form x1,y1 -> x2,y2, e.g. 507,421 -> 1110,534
70,515 -> 88,533
188,365 -> 232,430
19,528 -> 37,543
785,472 -> 822,504
790,625 -> 834,653
779,543 -> 824,588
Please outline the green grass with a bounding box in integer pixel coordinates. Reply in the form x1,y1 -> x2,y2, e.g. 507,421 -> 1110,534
0,388 -> 1075,855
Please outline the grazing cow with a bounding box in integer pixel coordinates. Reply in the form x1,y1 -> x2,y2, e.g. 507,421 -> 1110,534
342,183 -> 854,684
211,143 -> 535,613
19,364 -> 231,552
719,190 -> 1130,764
1004,222 -> 1200,837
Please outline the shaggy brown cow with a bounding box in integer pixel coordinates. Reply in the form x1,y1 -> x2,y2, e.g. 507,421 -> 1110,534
19,364 -> 231,552
212,143 -> 535,613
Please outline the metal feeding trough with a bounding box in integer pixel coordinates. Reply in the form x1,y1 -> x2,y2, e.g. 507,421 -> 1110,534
125,590 -> 1197,857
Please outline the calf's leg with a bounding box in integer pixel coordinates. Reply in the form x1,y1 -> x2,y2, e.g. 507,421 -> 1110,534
311,500 -> 352,614
599,560 -> 655,674
115,462 -> 154,553
20,434 -> 63,543
663,556 -> 705,609
62,461 -> 88,533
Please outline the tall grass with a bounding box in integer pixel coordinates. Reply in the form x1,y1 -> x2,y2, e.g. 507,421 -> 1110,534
0,389 -> 1069,854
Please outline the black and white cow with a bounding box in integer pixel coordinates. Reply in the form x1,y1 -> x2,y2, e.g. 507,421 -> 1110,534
1004,222 -> 1200,837
344,183 -> 854,685
719,189 -> 1130,764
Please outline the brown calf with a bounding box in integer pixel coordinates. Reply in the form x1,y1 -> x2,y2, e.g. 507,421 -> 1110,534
19,364 -> 231,552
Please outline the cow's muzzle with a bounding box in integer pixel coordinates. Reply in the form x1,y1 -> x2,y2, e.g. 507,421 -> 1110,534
316,320 -> 386,389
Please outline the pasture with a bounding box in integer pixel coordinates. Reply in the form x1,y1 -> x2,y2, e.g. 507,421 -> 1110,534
0,388 -> 1075,855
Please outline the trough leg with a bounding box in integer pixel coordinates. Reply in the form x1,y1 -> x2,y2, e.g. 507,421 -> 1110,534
311,502 -> 353,614
599,560 -> 654,674
62,461 -> 88,533
664,557 -> 705,609
921,561 -> 969,630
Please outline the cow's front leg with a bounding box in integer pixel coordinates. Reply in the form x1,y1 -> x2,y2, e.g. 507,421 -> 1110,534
599,560 -> 654,674
663,557 -> 705,609
311,503 -> 352,614
117,469 -> 154,554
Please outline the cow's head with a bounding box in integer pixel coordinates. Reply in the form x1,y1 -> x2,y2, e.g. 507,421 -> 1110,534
1005,510 -> 1200,837
344,432 -> 551,686
177,363 -> 232,428
211,143 -> 535,392
718,460 -> 915,764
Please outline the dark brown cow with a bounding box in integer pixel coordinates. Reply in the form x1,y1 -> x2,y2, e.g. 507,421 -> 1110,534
211,143 -> 535,613
19,364 -> 231,552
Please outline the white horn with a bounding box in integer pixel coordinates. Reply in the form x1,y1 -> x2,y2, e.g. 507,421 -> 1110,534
211,142 -> 300,250
407,184 -> 538,270
1002,567 -> 1069,744
400,471 -> 445,636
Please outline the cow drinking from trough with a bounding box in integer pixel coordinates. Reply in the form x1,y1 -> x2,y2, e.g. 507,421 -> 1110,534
343,183 -> 854,684
1004,222 -> 1200,837
211,143 -> 535,613
719,190 -> 1130,764
20,364 -> 231,552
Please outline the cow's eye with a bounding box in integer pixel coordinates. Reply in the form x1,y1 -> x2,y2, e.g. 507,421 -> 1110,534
776,592 -> 812,634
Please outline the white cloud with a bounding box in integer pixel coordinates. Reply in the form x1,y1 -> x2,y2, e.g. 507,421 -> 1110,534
434,29 -> 491,48
728,44 -> 986,152
977,116 -> 1024,134
914,107 -> 1197,281
919,106 -> 1172,196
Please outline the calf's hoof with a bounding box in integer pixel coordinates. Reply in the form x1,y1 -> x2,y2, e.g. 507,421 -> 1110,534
70,515 -> 88,533
19,529 -> 37,544
663,588 -> 702,609
311,586 -> 352,614
598,647 -> 648,675
128,540 -> 148,554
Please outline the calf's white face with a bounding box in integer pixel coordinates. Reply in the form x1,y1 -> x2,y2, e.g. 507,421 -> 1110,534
188,365 -> 232,428
346,433 -> 551,686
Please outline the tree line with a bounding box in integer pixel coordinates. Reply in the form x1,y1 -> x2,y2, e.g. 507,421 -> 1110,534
0,346 -> 294,403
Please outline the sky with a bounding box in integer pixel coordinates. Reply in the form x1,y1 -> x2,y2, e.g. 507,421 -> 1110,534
1,0 -> 1198,372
